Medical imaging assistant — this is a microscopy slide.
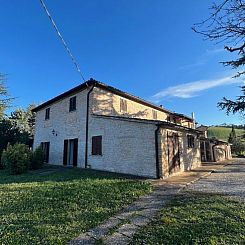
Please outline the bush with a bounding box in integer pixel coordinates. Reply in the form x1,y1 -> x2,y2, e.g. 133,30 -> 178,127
1,143 -> 31,174
231,138 -> 245,156
31,146 -> 45,170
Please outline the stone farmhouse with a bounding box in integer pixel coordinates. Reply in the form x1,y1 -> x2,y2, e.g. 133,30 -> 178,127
33,79 -> 231,178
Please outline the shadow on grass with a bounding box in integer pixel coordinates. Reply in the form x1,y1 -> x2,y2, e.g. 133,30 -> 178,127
0,165 -> 151,244
0,164 -> 147,185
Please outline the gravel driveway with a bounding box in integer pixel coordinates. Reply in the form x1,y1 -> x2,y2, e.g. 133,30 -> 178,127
187,158 -> 245,201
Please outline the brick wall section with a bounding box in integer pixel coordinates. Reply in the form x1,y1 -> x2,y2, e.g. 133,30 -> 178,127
33,89 -> 89,167
88,115 -> 157,178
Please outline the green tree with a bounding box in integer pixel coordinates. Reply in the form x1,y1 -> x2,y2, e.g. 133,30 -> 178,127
10,104 -> 36,137
228,125 -> 237,143
193,0 -> 245,115
0,74 -> 12,118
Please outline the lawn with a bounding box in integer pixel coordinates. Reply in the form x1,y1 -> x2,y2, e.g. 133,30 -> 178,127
0,165 -> 151,244
131,192 -> 245,245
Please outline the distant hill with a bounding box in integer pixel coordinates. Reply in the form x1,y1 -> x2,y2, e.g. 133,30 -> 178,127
207,126 -> 245,141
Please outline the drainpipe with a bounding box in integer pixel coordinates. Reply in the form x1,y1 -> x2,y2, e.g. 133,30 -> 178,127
155,124 -> 161,179
85,84 -> 95,168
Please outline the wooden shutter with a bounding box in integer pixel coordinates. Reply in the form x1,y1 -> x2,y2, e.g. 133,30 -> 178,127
73,97 -> 76,110
46,142 -> 50,163
120,99 -> 127,112
69,97 -> 76,111
73,138 -> 78,167
92,137 -> 96,155
97,136 -> 102,155
92,136 -> 102,155
63,140 -> 68,165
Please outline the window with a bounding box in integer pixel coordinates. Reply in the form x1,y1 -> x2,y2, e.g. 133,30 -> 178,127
92,136 -> 102,155
187,135 -> 195,148
120,98 -> 127,112
152,110 -> 157,120
69,96 -> 76,112
45,108 -> 50,120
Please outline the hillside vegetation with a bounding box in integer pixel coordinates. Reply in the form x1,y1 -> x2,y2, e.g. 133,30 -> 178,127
208,127 -> 245,141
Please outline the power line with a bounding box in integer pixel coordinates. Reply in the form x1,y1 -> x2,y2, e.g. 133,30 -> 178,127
39,0 -> 86,82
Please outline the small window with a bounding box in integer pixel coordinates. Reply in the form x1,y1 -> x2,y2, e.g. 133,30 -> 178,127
120,98 -> 127,113
45,108 -> 50,120
152,110 -> 157,120
69,96 -> 76,112
92,136 -> 102,155
187,135 -> 195,148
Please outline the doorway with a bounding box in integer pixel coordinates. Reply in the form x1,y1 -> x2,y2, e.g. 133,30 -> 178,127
41,142 -> 50,163
167,132 -> 180,175
63,138 -> 78,166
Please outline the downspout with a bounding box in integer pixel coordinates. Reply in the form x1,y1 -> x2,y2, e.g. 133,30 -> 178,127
85,84 -> 95,168
155,124 -> 161,179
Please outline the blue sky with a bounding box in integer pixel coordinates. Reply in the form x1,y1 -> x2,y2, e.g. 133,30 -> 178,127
0,0 -> 243,125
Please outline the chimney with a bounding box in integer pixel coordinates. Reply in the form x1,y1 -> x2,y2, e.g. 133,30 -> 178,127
192,112 -> 196,129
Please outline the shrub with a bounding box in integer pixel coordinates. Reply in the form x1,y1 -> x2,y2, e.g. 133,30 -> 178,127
231,138 -> 245,156
31,146 -> 45,170
1,143 -> 31,174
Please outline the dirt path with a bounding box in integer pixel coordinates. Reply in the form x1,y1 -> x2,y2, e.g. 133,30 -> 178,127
188,159 -> 245,201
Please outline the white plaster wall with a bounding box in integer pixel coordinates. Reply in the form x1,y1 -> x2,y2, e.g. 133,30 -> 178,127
33,89 -> 89,167
87,116 -> 157,178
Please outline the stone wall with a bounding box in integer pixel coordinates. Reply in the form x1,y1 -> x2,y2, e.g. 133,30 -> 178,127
91,87 -> 169,121
213,144 -> 232,162
88,115 -> 157,178
158,128 -> 201,178
33,88 -> 89,167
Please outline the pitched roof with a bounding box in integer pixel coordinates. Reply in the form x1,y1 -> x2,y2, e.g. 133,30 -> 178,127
32,78 -> 193,121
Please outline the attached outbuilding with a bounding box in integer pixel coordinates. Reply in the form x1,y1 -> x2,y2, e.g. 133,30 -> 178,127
197,125 -> 232,163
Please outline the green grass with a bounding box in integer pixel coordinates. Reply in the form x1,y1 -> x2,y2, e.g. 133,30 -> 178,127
0,165 -> 151,244
131,192 -> 245,245
208,126 -> 245,141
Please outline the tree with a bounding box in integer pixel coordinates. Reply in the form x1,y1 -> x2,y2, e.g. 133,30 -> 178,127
0,74 -> 12,118
10,104 -> 36,137
228,125 -> 237,143
193,0 -> 245,115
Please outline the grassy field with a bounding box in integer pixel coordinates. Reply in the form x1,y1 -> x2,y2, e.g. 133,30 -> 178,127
208,126 -> 245,141
0,166 -> 151,244
131,192 -> 245,245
